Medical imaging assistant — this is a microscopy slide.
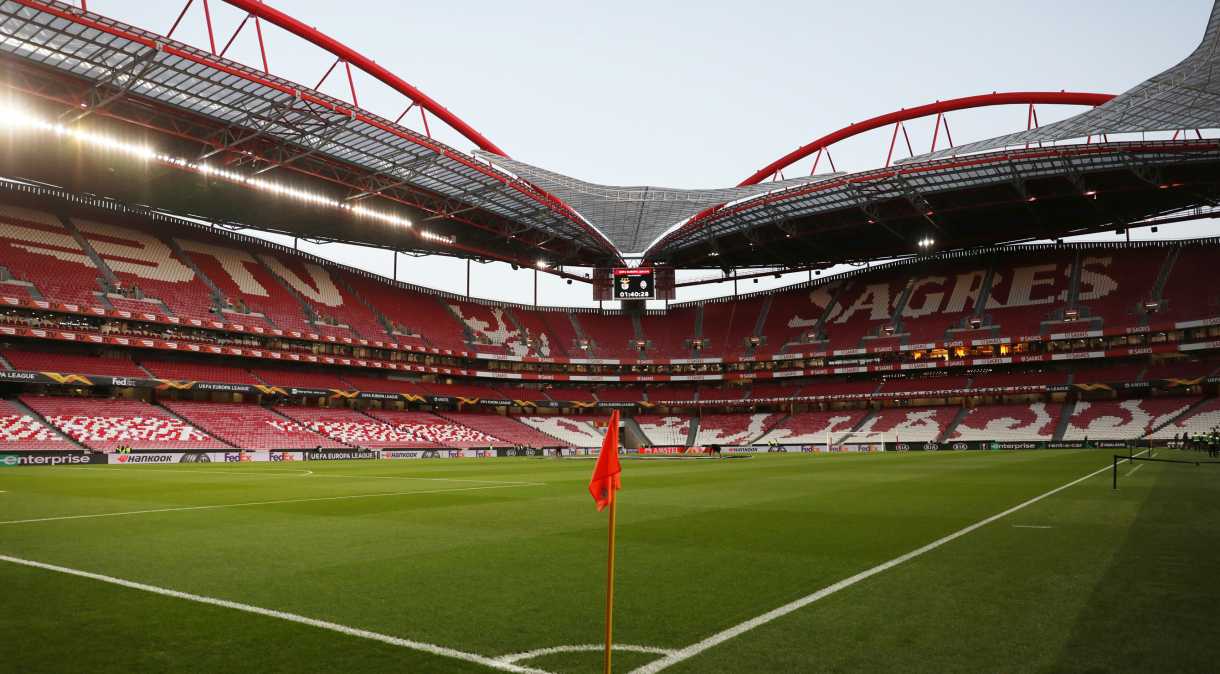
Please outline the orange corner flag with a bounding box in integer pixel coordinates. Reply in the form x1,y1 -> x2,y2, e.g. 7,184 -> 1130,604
588,409 -> 622,511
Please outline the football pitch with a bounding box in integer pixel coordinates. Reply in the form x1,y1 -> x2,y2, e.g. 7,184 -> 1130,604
1,450 -> 1217,673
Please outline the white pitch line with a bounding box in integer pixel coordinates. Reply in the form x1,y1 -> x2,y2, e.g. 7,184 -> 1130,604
631,451 -> 1147,674
498,644 -> 676,664
1012,525 -> 1053,529
0,483 -> 539,526
1126,463 -> 1144,477
0,553 -> 548,674
303,473 -> 542,486
59,467 -> 314,478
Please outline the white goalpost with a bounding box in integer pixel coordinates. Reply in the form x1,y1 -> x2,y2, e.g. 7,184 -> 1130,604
827,431 -> 887,453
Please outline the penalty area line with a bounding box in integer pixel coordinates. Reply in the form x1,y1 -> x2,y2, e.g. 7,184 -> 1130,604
498,644 -> 676,664
0,554 -> 548,674
631,451 -> 1148,674
0,483 -> 538,526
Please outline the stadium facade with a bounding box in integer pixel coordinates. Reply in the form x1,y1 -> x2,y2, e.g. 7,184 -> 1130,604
0,0 -> 1216,458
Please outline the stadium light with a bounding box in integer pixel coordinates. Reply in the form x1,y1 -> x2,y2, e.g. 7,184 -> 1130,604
917,236 -> 935,249
0,103 -> 420,239
536,259 -> 547,269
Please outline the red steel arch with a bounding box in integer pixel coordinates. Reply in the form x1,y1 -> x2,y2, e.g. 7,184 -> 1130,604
221,0 -> 505,156
740,91 -> 1114,186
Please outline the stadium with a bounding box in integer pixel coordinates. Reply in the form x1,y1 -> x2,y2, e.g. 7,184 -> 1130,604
1,0 -> 1219,672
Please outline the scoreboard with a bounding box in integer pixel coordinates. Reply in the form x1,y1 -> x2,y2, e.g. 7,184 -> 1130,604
612,268 -> 655,300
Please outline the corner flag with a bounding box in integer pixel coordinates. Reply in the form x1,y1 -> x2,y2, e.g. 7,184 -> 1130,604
588,409 -> 621,511
589,409 -> 622,673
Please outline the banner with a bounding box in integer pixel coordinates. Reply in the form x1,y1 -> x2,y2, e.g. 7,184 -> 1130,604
305,449 -> 380,461
0,451 -> 105,466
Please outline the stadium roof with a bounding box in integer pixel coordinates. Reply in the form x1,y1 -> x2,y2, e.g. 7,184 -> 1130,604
0,0 -> 1216,275
905,1 -> 1220,162
474,151 -> 839,254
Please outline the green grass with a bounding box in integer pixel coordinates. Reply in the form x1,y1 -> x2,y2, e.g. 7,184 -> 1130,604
1,450 -> 1216,673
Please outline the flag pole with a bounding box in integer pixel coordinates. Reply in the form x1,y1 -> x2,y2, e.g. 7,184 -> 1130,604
603,487 -> 617,674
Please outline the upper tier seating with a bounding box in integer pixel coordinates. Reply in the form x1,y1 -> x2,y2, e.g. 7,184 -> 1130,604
23,396 -> 226,450
694,413 -> 780,445
1073,361 -> 1147,384
950,403 -> 1062,441
3,350 -> 145,378
0,399 -> 74,450
436,413 -> 559,447
0,204 -> 104,306
754,409 -> 868,445
69,216 -> 217,323
639,309 -> 696,358
162,400 -> 343,449
174,233 -> 316,334
1063,398 -> 1196,440
507,308 -> 572,358
1159,244 -> 1220,321
697,385 -> 751,401
139,359 -> 261,385
981,251 -> 1076,335
749,381 -> 804,400
364,409 -> 502,448
572,312 -> 639,358
448,299 -> 530,355
855,406 -> 959,442
251,256 -> 387,340
636,415 -> 691,446
818,275 -> 909,349
758,281 -> 837,351
1073,250 -> 1161,326
518,416 -> 603,447
898,262 -> 989,342
341,274 -> 466,350
1148,398 -> 1220,439
700,300 -> 762,357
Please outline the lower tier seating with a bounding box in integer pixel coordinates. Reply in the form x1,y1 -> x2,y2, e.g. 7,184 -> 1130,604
754,410 -> 868,445
273,407 -> 418,448
364,409 -> 502,448
436,413 -> 560,447
1148,398 -> 1220,439
950,403 -> 1061,441
636,415 -> 691,446
1063,398 -> 1197,440
856,407 -> 958,442
163,400 -> 343,449
693,413 -> 781,445
518,416 -> 604,447
23,396 -> 225,450
0,400 -> 74,450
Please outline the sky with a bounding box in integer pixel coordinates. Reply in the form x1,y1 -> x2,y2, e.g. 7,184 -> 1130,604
76,0 -> 1219,307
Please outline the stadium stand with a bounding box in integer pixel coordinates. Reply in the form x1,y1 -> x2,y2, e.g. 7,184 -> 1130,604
508,308 -> 572,358
0,399 -> 74,450
982,251 -> 1075,335
3,349 -> 145,378
436,412 -> 558,447
754,409 -> 868,445
338,272 -> 464,349
700,300 -> 763,357
950,403 -> 1062,441
572,312 -> 639,357
70,216 -> 218,323
1159,243 -> 1220,321
23,396 -> 226,450
1063,398 -> 1197,440
273,407 -> 418,448
636,414 -> 691,446
1148,398 -> 1220,439
364,409 -> 501,448
0,204 -> 105,307
518,416 -> 602,447
163,400 -> 343,449
544,387 -> 598,404
251,368 -> 351,390
897,262 -> 989,342
139,359 -> 261,385
1073,250 -> 1159,327
877,376 -> 971,394
590,387 -> 643,403
855,406 -> 959,442
639,308 -> 696,358
693,413 -> 780,445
